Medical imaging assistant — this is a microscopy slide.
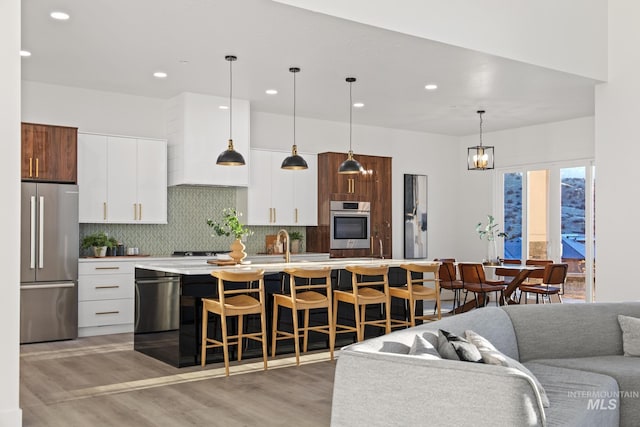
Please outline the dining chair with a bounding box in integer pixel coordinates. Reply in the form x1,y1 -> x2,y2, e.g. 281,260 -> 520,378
435,259 -> 464,313
458,263 -> 506,308
333,264 -> 391,343
389,263 -> 440,327
519,263 -> 568,304
271,267 -> 334,366
201,269 -> 268,376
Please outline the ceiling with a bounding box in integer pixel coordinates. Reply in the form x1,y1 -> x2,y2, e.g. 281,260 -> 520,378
21,0 -> 598,136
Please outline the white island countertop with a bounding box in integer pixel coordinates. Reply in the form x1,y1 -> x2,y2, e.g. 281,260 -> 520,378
134,257 -> 439,275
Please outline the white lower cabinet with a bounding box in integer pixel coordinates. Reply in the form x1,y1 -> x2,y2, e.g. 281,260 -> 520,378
78,260 -> 135,336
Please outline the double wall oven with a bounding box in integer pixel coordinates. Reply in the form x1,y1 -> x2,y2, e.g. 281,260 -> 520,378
330,201 -> 371,250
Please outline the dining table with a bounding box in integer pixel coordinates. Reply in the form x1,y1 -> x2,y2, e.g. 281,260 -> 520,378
452,263 -> 545,313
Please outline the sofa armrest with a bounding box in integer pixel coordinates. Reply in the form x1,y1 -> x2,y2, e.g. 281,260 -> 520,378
331,349 -> 546,427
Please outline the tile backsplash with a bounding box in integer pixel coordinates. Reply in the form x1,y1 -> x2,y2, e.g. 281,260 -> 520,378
80,186 -> 306,257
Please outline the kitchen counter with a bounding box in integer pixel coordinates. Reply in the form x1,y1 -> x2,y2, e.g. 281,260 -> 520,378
133,257 -> 438,367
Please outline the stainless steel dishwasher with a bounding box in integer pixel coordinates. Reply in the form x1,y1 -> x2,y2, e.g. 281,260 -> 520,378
135,270 -> 181,333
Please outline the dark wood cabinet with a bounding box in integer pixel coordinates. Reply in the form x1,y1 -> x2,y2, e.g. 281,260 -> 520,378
307,152 -> 392,258
21,123 -> 77,183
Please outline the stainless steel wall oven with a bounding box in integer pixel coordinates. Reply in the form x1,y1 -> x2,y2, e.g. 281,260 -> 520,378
330,201 -> 371,250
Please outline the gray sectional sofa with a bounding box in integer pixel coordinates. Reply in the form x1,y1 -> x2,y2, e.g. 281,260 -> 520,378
331,302 -> 640,427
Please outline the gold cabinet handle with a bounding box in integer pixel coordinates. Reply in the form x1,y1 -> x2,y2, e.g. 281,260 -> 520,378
29,157 -> 33,177
95,266 -> 120,270
95,311 -> 120,315
269,208 -> 273,223
273,208 -> 276,223
103,202 -> 107,221
95,285 -> 120,289
133,203 -> 137,220
35,158 -> 39,178
295,208 -> 298,223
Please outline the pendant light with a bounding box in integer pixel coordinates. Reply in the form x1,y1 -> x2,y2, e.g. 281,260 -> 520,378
467,110 -> 495,170
338,77 -> 364,174
216,55 -> 246,166
281,67 -> 308,170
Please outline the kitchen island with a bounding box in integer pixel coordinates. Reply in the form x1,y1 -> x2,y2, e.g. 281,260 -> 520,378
133,257 -> 436,367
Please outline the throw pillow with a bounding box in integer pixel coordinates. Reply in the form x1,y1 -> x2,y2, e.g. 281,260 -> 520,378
465,330 -> 550,408
618,315 -> 640,356
437,329 -> 483,363
408,335 -> 441,360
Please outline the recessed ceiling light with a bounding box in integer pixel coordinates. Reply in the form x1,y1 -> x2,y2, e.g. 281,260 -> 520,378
20,50 -> 31,57
153,72 -> 168,78
219,105 -> 229,110
265,89 -> 278,95
424,84 -> 438,91
353,102 -> 365,108
50,11 -> 70,20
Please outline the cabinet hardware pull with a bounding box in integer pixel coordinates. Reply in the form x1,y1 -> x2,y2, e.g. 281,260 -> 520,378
95,311 -> 120,315
295,208 -> 298,223
95,266 -> 120,270
95,285 -> 120,289
29,157 -> 33,177
139,203 -> 142,221
103,202 -> 107,221
35,158 -> 39,178
133,203 -> 137,220
273,208 -> 276,223
370,237 -> 374,255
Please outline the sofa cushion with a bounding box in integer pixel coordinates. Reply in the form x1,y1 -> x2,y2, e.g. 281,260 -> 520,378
466,329 -> 549,407
524,362 -> 620,427
437,330 -> 483,362
618,315 -> 640,356
530,356 -> 640,427
503,302 -> 640,361
408,334 -> 440,359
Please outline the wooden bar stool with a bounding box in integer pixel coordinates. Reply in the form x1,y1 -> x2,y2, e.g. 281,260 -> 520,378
272,267 -> 334,366
201,269 -> 267,376
389,263 -> 441,327
333,264 -> 391,342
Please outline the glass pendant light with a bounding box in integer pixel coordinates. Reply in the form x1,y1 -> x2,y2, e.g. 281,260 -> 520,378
216,55 -> 246,166
338,77 -> 364,174
467,110 -> 495,170
281,67 -> 308,170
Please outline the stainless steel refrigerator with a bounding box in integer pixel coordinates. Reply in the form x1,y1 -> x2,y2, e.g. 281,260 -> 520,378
20,182 -> 79,344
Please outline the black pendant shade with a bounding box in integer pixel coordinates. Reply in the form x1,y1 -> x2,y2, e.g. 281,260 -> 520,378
217,55 -> 245,166
282,67 -> 308,170
338,77 -> 363,174
217,139 -> 245,165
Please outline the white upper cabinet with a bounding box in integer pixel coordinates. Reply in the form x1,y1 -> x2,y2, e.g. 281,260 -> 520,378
167,92 -> 250,187
78,133 -> 167,224
237,149 -> 317,226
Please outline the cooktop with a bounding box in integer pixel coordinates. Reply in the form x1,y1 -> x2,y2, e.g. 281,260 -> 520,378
171,250 -> 230,257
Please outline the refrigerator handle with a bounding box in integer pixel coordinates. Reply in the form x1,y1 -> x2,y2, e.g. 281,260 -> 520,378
38,196 -> 44,269
30,196 -> 36,269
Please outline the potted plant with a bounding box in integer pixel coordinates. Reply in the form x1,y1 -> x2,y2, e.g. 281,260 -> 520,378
81,231 -> 114,257
207,208 -> 253,264
289,230 -> 303,253
475,215 -> 508,265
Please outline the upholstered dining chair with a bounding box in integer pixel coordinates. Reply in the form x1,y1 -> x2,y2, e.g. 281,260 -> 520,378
458,263 -> 506,308
519,263 -> 568,304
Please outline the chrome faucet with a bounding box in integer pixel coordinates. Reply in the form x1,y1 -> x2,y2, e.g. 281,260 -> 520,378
276,229 -> 291,263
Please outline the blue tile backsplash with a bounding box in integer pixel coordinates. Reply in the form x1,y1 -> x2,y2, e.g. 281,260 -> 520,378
80,186 -> 306,256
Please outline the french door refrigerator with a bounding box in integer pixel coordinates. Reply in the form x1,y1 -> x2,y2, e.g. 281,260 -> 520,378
20,182 -> 79,344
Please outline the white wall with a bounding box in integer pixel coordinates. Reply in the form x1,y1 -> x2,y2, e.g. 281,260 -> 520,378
22,81 -> 166,138
251,111 -> 460,258
0,0 -> 23,424
454,116 -> 595,263
275,0 -> 607,81
594,0 -> 640,302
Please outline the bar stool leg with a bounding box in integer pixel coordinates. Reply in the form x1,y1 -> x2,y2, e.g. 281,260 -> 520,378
201,305 -> 208,367
291,302 -> 301,366
237,314 -> 244,362
271,301 -> 279,357
303,309 -> 310,353
221,311 -> 230,377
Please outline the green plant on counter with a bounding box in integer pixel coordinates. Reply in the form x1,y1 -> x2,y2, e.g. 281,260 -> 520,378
207,208 -> 253,240
289,231 -> 303,242
475,215 -> 508,241
81,231 -> 114,249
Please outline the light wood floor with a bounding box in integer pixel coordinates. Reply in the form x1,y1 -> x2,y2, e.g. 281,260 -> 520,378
20,333 -> 335,426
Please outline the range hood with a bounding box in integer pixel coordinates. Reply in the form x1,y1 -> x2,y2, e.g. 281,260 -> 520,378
166,92 -> 250,187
